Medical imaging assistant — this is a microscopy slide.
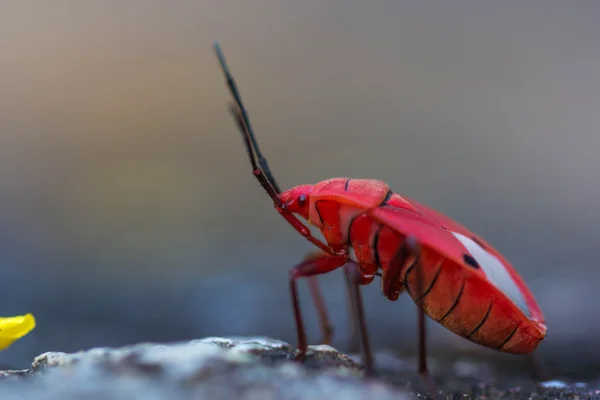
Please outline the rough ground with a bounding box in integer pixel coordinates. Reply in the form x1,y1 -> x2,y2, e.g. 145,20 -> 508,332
0,337 -> 596,400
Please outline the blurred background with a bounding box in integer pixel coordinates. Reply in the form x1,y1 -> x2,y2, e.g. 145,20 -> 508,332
0,0 -> 598,378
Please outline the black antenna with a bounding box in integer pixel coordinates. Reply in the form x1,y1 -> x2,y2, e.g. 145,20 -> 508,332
213,41 -> 281,193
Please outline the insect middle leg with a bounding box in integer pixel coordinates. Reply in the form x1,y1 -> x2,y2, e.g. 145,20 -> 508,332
343,261 -> 375,376
307,276 -> 334,345
343,266 -> 362,353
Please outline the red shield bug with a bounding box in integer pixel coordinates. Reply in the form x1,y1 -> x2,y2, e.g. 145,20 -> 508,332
212,42 -> 546,393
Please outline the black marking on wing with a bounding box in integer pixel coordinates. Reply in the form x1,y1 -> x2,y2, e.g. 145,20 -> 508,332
379,190 -> 393,205
314,200 -> 326,225
402,256 -> 419,297
344,178 -> 352,191
414,261 -> 443,303
498,323 -> 520,350
463,254 -> 480,269
403,258 -> 417,285
467,302 -> 492,339
438,280 -> 465,322
373,224 -> 384,271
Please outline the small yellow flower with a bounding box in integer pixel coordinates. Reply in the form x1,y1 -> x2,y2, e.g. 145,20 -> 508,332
0,313 -> 36,350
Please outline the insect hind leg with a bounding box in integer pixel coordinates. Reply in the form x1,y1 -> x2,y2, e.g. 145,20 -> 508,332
526,353 -> 548,382
385,236 -> 439,399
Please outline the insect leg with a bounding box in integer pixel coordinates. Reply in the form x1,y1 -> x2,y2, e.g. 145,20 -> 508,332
307,276 -> 333,345
305,251 -> 362,350
289,253 -> 348,360
344,261 -> 375,377
303,250 -> 337,345
279,211 -> 337,254
343,266 -> 361,353
526,353 -> 547,381
302,249 -> 366,350
385,237 -> 438,397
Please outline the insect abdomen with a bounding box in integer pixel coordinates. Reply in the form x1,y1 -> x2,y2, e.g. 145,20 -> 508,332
348,213 -> 536,352
314,183 -> 542,353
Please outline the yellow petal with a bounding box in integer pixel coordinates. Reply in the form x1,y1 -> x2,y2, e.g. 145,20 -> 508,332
0,313 -> 36,350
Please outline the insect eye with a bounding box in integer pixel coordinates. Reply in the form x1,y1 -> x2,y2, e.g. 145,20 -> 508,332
298,194 -> 307,207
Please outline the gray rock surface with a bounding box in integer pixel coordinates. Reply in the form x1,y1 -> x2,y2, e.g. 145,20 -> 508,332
0,337 -> 596,400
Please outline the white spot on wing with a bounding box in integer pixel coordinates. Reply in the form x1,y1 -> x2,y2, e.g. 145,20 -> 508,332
451,232 -> 530,317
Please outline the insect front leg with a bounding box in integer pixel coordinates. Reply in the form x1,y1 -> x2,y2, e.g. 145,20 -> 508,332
289,253 -> 348,361
303,250 -> 366,350
302,251 -> 336,346
309,259 -> 367,355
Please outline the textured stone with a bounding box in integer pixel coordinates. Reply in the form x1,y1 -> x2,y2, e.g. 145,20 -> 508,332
0,337 -> 408,400
0,337 -> 597,400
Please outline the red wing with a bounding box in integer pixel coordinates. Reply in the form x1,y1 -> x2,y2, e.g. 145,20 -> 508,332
402,196 -> 544,323
368,205 -> 477,273
368,203 -> 544,324
403,196 -> 502,259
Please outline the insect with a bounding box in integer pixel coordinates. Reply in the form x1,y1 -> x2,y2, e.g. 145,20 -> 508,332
213,41 -> 547,389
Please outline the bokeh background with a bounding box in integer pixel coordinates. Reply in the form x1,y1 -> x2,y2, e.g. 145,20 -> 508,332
0,1 -> 598,378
